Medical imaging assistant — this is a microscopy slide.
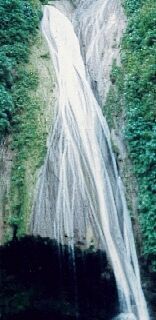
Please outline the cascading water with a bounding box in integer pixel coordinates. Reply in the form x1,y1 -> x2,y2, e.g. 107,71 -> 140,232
73,0 -> 126,104
30,1 -> 149,319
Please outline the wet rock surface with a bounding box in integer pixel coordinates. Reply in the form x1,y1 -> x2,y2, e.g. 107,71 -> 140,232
0,138 -> 13,243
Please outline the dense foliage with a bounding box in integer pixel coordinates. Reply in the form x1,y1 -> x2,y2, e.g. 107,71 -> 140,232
0,0 -> 42,139
8,65 -> 46,237
123,0 -> 156,269
0,0 -> 51,237
105,0 -> 156,269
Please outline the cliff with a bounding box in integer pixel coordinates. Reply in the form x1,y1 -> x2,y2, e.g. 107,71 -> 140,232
0,31 -> 56,241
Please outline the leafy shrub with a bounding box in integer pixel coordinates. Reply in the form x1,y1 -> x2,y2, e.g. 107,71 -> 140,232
105,0 -> 156,270
115,0 -> 156,269
0,85 -> 13,134
123,0 -> 144,15
0,0 -> 41,141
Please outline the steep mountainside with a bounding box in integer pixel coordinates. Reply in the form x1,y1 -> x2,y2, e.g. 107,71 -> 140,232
0,0 -> 56,241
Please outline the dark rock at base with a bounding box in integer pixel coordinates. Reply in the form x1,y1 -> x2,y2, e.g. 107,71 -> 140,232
140,256 -> 156,320
0,236 -> 118,320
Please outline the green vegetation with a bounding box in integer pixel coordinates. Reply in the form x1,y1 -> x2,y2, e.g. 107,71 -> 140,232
5,33 -> 56,239
0,0 -> 41,236
8,68 -> 44,236
0,0 -> 43,139
40,0 -> 49,3
105,0 -> 156,270
103,63 -> 124,129
0,0 -> 55,238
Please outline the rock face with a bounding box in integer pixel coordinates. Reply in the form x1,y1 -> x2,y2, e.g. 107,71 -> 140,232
0,138 -> 13,243
140,260 -> 156,320
73,0 -> 126,105
30,3 -> 149,319
0,33 -> 56,241
0,1 -> 154,319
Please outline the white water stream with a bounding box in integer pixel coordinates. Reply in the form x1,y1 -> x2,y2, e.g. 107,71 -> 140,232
30,2 -> 149,319
73,0 -> 126,104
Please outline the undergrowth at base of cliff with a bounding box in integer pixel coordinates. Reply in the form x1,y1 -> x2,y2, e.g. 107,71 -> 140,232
105,0 -> 156,270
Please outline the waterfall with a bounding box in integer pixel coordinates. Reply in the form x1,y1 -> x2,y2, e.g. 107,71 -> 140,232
30,2 -> 149,319
73,0 -> 126,104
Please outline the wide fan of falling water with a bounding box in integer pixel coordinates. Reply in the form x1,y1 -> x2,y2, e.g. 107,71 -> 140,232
30,3 -> 149,320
